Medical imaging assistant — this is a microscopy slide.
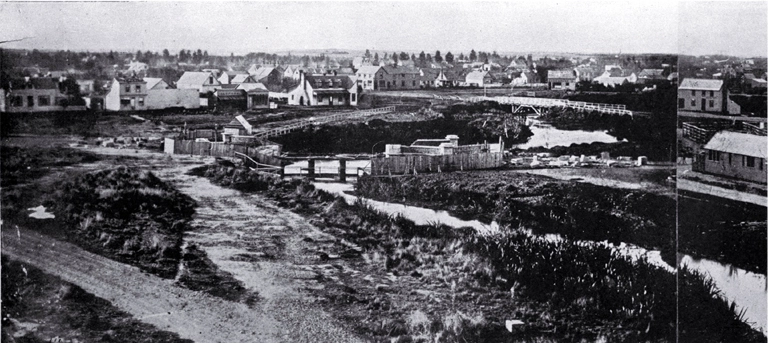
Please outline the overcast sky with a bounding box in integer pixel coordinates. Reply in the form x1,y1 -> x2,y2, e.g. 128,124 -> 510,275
0,1 -> 764,57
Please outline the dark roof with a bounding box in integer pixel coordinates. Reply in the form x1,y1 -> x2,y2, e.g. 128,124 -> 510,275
220,84 -> 240,89
729,94 -> 767,114
305,74 -> 355,89
9,78 -> 59,90
381,65 -> 420,75
421,68 -> 441,79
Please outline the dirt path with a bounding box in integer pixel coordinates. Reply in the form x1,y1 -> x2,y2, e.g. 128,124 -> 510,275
154,162 -> 365,343
3,148 -> 366,343
2,227 -> 282,343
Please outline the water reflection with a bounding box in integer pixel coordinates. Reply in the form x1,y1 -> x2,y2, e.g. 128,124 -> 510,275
314,181 -> 767,334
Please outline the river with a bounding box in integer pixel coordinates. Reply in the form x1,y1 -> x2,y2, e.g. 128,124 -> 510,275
514,118 -> 624,149
312,182 -> 767,334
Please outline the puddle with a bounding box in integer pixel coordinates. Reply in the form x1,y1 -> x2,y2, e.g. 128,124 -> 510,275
27,205 -> 55,219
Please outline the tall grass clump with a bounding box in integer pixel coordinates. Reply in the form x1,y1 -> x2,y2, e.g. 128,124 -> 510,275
49,166 -> 196,278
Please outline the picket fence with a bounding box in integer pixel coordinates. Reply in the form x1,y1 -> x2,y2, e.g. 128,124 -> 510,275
371,152 -> 503,175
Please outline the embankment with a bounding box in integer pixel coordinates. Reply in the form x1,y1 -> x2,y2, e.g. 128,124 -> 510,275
189,163 -> 766,342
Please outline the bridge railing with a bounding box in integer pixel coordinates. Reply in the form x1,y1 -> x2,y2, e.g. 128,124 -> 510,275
468,96 -> 633,116
254,106 -> 396,139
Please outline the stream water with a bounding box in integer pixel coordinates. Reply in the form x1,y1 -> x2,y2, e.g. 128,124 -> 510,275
515,119 -> 624,149
312,182 -> 767,334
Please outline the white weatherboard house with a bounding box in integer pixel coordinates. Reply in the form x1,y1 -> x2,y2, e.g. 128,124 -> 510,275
287,72 -> 358,106
701,131 -> 767,184
176,71 -> 222,93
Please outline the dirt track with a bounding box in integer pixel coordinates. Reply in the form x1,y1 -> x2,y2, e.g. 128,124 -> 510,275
3,149 -> 365,343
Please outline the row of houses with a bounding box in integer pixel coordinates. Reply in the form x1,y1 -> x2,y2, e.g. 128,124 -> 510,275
546,66 -> 677,90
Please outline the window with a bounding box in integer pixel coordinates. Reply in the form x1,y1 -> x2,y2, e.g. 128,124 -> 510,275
760,158 -> 764,171
709,100 -> 714,108
678,98 -> 685,108
38,96 -> 50,106
11,96 -> 23,107
135,85 -> 141,93
691,99 -> 696,107
401,81 -> 405,86
125,85 -> 130,93
209,77 -> 214,84
729,153 -> 732,165
291,95 -> 294,100
412,80 -> 416,86
138,97 -> 144,107
120,98 -> 131,105
351,93 -> 356,102
745,156 -> 755,168
708,150 -> 720,161
710,91 -> 714,97
27,96 -> 34,107
691,90 -> 696,96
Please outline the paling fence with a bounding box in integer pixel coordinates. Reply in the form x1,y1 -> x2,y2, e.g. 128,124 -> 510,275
370,152 -> 504,175
165,138 -> 285,167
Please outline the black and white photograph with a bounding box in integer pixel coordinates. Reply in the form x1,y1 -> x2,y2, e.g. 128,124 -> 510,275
0,1 -> 765,342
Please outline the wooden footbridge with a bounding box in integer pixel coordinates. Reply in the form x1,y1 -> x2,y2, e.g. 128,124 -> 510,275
253,106 -> 396,139
466,96 -> 634,117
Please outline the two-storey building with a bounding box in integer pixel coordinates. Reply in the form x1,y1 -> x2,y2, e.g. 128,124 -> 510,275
678,78 -> 726,113
104,77 -> 148,111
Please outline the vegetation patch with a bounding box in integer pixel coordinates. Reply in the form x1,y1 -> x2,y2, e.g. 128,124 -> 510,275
190,164 -> 765,342
1,256 -> 193,343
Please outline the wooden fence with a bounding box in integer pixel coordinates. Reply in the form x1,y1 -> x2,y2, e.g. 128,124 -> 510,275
370,152 -> 504,175
255,106 -> 397,139
165,138 -> 286,167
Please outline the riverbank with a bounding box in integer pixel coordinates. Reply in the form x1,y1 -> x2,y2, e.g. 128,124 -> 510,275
189,163 -> 766,342
355,171 -> 766,275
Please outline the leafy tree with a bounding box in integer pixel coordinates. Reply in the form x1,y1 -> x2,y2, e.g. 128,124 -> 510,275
374,52 -> 379,64
445,51 -> 454,63
162,49 -> 170,58
392,52 -> 399,64
419,51 -> 426,65
135,50 -> 142,61
434,50 -> 442,63
411,53 -> 416,62
459,52 -> 465,61
470,49 -> 477,62
426,53 -> 432,63
399,52 -> 409,61
365,49 -> 371,58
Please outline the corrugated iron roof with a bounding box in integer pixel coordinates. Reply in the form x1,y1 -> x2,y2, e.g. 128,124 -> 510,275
547,69 -> 576,80
679,78 -> 723,91
703,131 -> 767,158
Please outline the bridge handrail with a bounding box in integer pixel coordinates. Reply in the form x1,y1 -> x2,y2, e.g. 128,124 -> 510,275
234,152 -> 282,170
254,106 -> 397,138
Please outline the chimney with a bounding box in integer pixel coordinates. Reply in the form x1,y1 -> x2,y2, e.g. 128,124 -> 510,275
300,71 -> 306,90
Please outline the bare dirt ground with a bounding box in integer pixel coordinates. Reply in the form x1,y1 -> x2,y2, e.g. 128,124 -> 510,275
3,146 -> 366,343
510,166 -> 676,197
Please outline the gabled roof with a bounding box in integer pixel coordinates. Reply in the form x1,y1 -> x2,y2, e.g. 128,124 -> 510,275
177,72 -> 217,86
250,67 -> 277,81
743,73 -> 757,80
547,69 -> 576,80
679,78 -> 723,91
381,65 -> 420,75
465,70 -> 489,81
638,69 -> 665,78
305,74 -> 355,89
356,66 -> 382,75
703,131 -> 767,159
237,82 -> 268,92
220,84 -> 240,89
143,77 -> 164,89
420,68 -> 442,79
230,74 -> 254,83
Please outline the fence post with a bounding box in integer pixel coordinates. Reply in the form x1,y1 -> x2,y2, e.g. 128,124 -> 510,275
307,159 -> 316,180
338,159 -> 347,182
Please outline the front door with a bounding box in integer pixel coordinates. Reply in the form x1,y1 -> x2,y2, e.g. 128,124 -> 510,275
701,99 -> 706,111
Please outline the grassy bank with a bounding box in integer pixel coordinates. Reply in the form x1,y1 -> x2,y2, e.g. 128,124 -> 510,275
1,145 -> 257,304
356,171 -> 766,275
270,102 -> 535,155
189,164 -> 765,342
1,256 -> 194,343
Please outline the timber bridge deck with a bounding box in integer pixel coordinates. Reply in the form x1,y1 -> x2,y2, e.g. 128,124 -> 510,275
253,106 -> 396,139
